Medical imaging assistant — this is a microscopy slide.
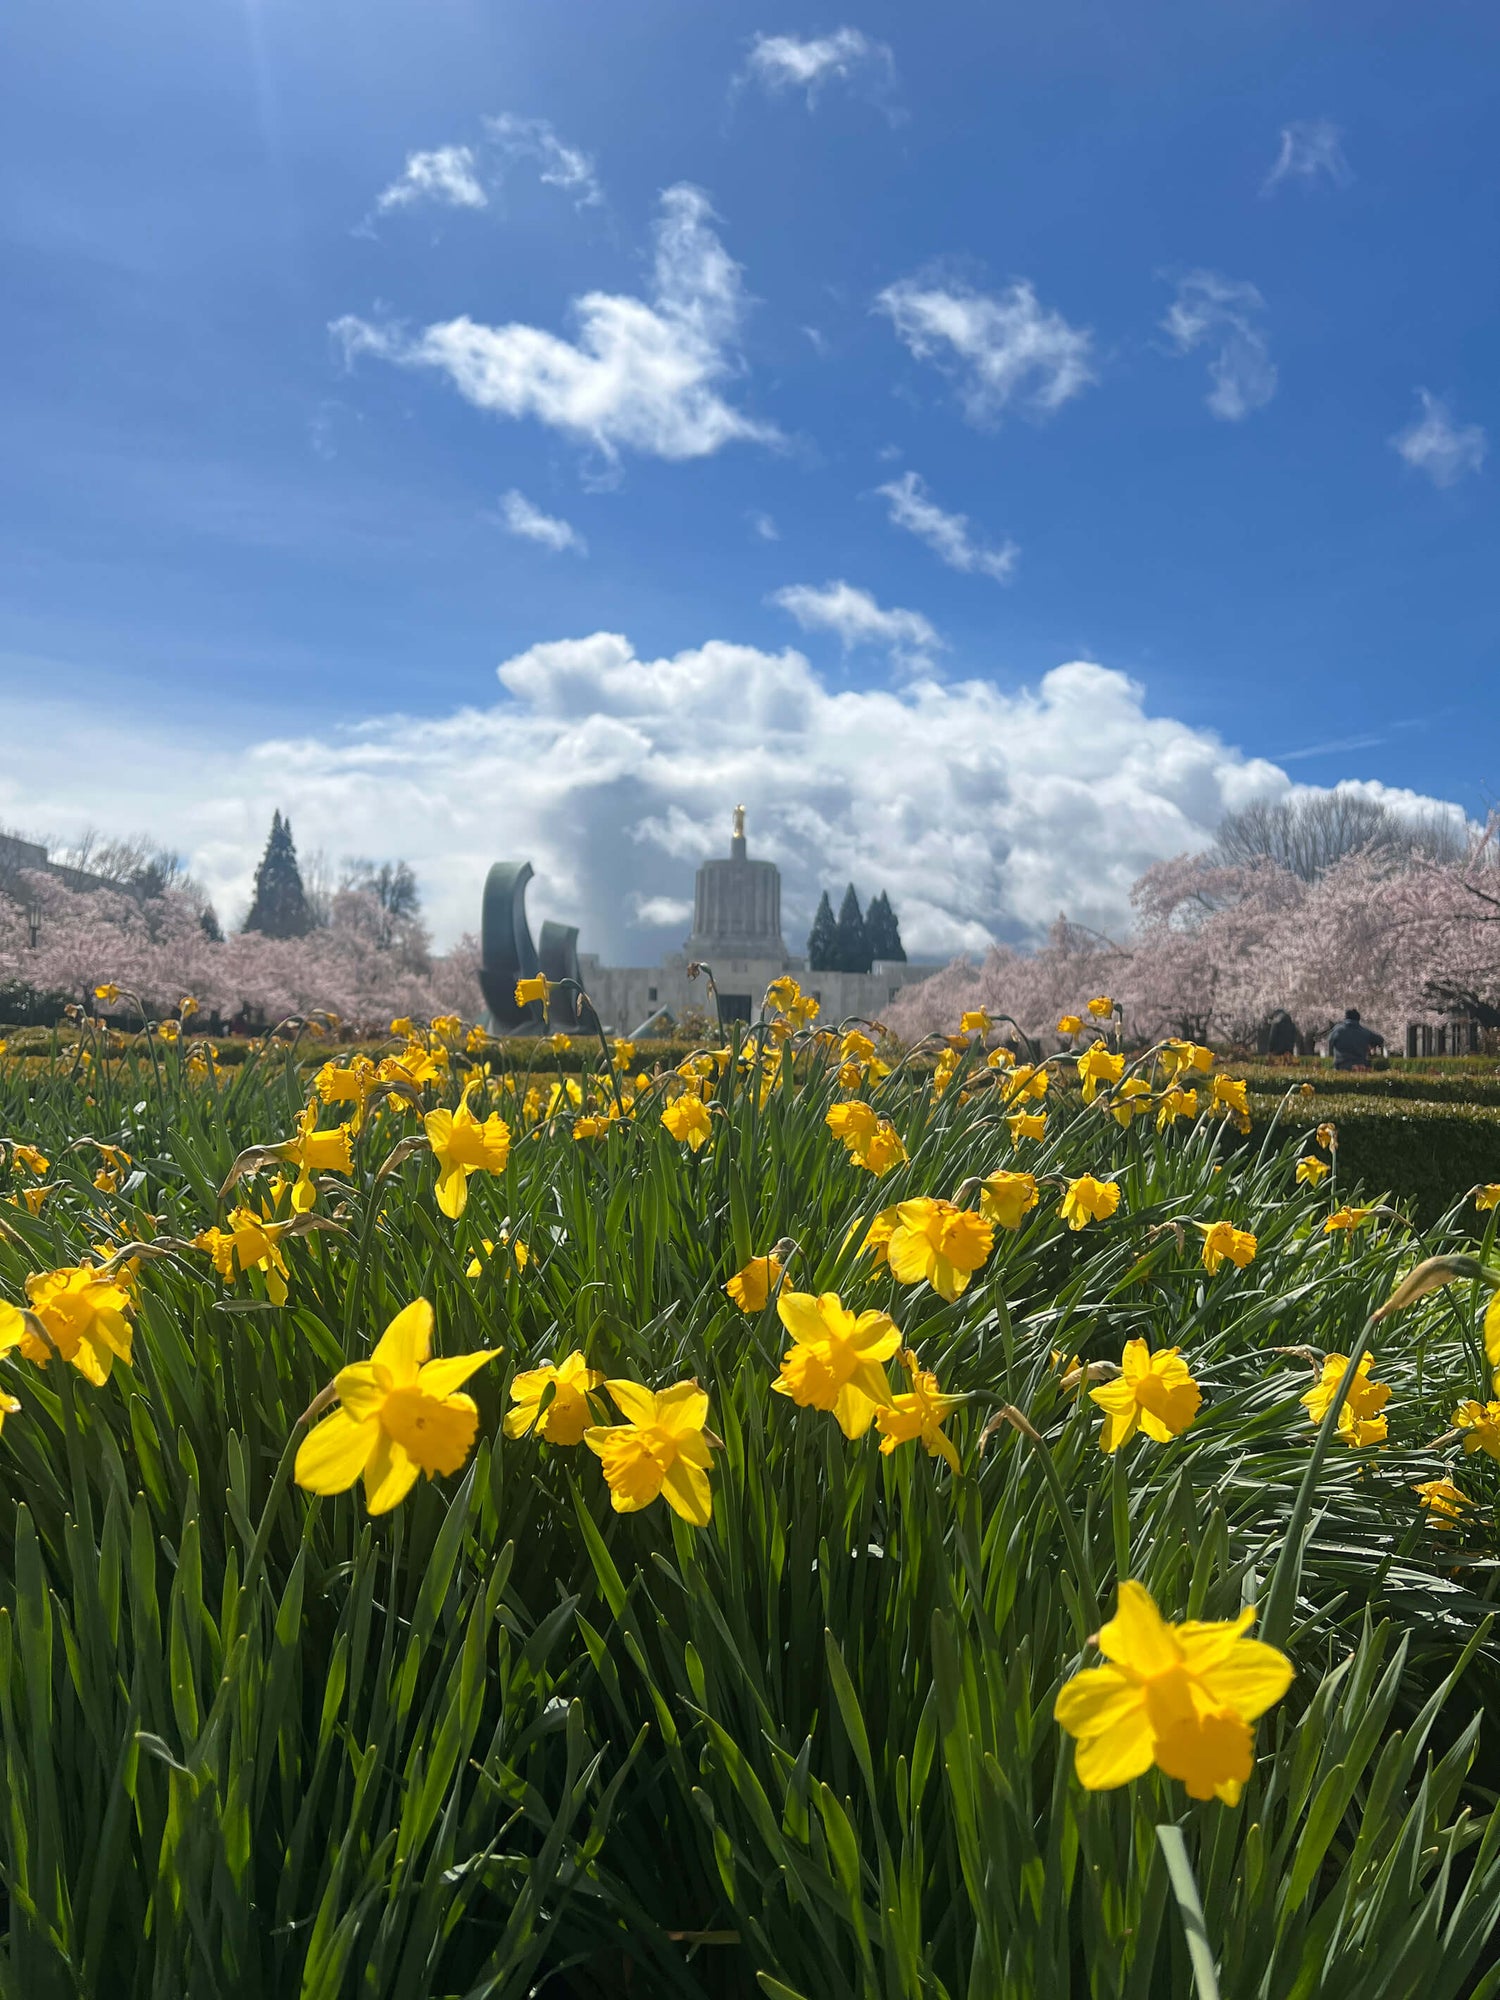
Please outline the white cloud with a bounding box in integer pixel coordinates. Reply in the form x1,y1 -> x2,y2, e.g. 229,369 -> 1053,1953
875,277 -> 1095,425
1390,390 -> 1486,488
771,580 -> 940,666
1263,120 -> 1352,194
11,637 -> 1452,966
748,510 -> 780,541
483,114 -> 602,208
496,490 -> 586,554
334,185 -> 778,464
375,145 -> 487,214
1161,272 -> 1276,421
743,28 -> 897,105
876,470 -> 1017,582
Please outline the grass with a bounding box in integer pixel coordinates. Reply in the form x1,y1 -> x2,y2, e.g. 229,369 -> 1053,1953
1,1017 -> 1500,1997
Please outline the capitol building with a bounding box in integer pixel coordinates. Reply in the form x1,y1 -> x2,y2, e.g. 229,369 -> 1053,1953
577,809 -> 936,1035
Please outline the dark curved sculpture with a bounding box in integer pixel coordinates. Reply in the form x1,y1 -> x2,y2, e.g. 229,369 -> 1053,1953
538,920 -> 598,1033
478,862 -> 541,1030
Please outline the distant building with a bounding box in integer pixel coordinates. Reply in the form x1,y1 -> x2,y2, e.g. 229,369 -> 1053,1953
0,832 -> 132,902
577,807 -> 936,1033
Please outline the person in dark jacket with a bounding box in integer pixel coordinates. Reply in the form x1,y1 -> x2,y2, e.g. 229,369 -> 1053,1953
1327,1008 -> 1385,1070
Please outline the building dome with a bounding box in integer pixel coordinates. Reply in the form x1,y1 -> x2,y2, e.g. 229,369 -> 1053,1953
683,805 -> 788,962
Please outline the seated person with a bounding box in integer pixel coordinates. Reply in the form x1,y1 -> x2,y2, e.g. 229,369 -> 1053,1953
1327,1008 -> 1385,1070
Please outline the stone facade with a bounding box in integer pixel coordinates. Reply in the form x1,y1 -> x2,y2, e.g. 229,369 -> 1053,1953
576,808 -> 935,1035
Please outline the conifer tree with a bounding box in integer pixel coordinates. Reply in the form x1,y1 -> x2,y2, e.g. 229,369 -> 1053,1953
832,884 -> 871,974
865,890 -> 907,963
806,890 -> 838,971
243,811 -> 312,939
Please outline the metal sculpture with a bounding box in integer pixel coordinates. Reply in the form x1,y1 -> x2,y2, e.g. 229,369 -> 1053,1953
477,864 -> 598,1032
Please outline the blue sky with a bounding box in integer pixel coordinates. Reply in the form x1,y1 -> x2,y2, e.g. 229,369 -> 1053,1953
1,0 -> 1496,957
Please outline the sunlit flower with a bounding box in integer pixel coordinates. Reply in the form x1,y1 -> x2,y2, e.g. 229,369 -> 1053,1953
465,1231 -> 529,1278
1160,1039 -> 1213,1077
1316,1122 -> 1337,1152
158,1020 -> 181,1044
960,1009 -> 991,1036
279,1105 -> 356,1214
1057,1015 -> 1084,1037
1211,1075 -> 1251,1134
316,1055 -> 378,1128
1301,1351 -> 1389,1447
1089,1338 -> 1201,1452
1295,1156 -> 1330,1188
1054,1581 -> 1292,1804
1004,1064 -> 1049,1103
765,976 -> 819,1028
979,1170 -> 1040,1231
1077,1045 -> 1125,1103
465,1025 -> 489,1054
1476,1185 -> 1500,1212
505,1349 -> 603,1445
1007,1108 -> 1048,1144
390,1017 -> 415,1038
1087,996 -> 1114,1019
612,1038 -> 637,1071
1323,1206 -> 1372,1235
585,1379 -> 716,1524
840,1029 -> 876,1064
986,1045 -> 1014,1071
1156,1085 -> 1197,1129
425,1085 -> 512,1219
1197,1221 -> 1257,1274
12,1145 -> 48,1178
1059,1175 -> 1121,1230
179,995 -> 198,1018
1453,1398 -> 1500,1459
294,1299 -> 495,1514
1108,1077 -> 1153,1129
514,975 -> 551,1012
875,1351 -> 966,1472
662,1095 -> 713,1152
549,1032 -> 573,1054
195,1207 -> 292,1305
726,1254 -> 784,1312
775,1290 -> 899,1438
0,1263 -> 136,1385
573,1114 -> 610,1141
849,1206 -> 900,1266
885,1198 -> 995,1303
94,983 -> 121,1004
547,1078 -> 583,1115
1414,1478 -> 1469,1527
11,1186 -> 51,1216
0,1389 -> 19,1435
932,1048 -> 962,1097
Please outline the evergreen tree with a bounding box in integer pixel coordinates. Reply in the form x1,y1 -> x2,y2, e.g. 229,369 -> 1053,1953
832,884 -> 871,974
865,890 -> 906,963
806,890 -> 838,971
199,903 -> 224,943
243,811 -> 312,939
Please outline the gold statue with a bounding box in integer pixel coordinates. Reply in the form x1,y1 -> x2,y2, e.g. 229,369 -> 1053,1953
732,803 -> 746,840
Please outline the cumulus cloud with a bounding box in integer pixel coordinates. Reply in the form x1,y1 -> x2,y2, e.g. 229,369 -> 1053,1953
1263,120 -> 1352,194
743,28 -> 897,105
876,470 -> 1017,582
1,640 -> 1466,968
483,114 -> 602,208
1391,389 -> 1487,488
875,277 -> 1095,425
334,185 -> 778,464
375,145 -> 488,215
771,580 -> 940,666
495,490 -> 586,554
1161,272 -> 1277,421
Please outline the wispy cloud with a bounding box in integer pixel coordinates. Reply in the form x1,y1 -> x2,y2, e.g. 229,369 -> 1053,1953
876,470 -> 1017,582
743,28 -> 897,107
1390,390 -> 1486,488
334,185 -> 779,465
375,145 -> 487,215
482,114 -> 602,208
771,579 -> 940,667
1263,120 -> 1352,195
1161,272 -> 1276,421
875,277 -> 1095,426
748,510 -> 780,541
495,490 -> 586,554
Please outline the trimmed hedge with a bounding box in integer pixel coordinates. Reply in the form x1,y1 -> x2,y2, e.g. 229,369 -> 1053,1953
1248,1090 -> 1500,1226
1238,1063 -> 1500,1107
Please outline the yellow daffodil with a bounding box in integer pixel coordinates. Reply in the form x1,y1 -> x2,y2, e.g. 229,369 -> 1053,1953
1057,1014 -> 1084,1037
1156,1085 -> 1198,1129
1003,1063 -> 1049,1103
294,1299 -> 496,1513
573,1114 -> 610,1141
465,1025 -> 489,1054
885,1198 -> 995,1303
1414,1478 -> 1468,1527
774,1290 -> 899,1438
1295,1156 -> 1330,1188
1008,1108 -> 1048,1144
860,1120 -> 908,1175
725,1254 -> 784,1312
0,1264 -> 136,1385
1077,1045 -> 1125,1103
662,1095 -> 713,1151
279,1105 -> 355,1214
506,1350 -> 603,1445
979,1170 -> 1040,1230
932,1048 -> 962,1097
425,1086 -> 512,1219
1087,996 -> 1114,1019
195,1207 -> 292,1305
849,1207 -> 900,1266
585,1379 -> 716,1524
1198,1221 -> 1257,1274
390,1017 -> 415,1037
316,1056 -> 378,1128
875,1351 -> 965,1472
11,1186 -> 51,1215
1323,1206 -> 1372,1235
1089,1337 -> 1201,1451
514,975 -> 551,1012
1211,1075 -> 1251,1134
179,995 -> 198,1018
1316,1122 -> 1337,1152
465,1231 -> 529,1277
1109,1077 -> 1153,1129
548,1078 -> 583,1115
94,983 -> 121,1004
1301,1352 -> 1389,1447
0,1389 -> 19,1435
1454,1398 -> 1500,1458
430,1013 -> 463,1041
1054,1581 -> 1292,1804
1160,1039 -> 1214,1077
1476,1184 -> 1500,1211
1059,1175 -> 1122,1230
158,1020 -> 181,1044
549,1032 -> 573,1054
986,1045 -> 1014,1070
960,1009 -> 991,1036
612,1038 -> 637,1071
12,1145 -> 48,1177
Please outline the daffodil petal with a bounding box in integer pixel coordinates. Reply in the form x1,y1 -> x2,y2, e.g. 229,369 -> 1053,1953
296,1409 -> 377,1495
1098,1581 -> 1182,1675
418,1350 -> 499,1399
363,1431 -> 422,1514
369,1299 -> 433,1383
660,1456 -> 713,1526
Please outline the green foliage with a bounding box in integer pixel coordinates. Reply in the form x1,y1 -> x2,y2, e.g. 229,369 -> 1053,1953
807,892 -> 839,973
243,810 -> 311,941
1,1032 -> 1500,1996
832,884 -> 871,975
1248,1090 -> 1500,1227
